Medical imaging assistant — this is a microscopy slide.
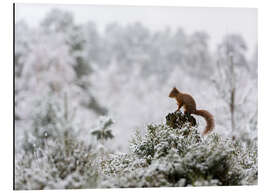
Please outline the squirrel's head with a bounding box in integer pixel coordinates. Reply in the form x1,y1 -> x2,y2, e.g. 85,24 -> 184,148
169,87 -> 179,98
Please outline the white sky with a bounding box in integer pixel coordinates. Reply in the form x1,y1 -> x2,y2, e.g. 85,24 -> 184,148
15,3 -> 257,56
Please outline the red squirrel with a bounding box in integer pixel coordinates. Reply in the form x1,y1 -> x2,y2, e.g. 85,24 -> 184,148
169,87 -> 214,135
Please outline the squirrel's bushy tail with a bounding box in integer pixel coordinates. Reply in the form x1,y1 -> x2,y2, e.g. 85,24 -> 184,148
194,109 -> 215,135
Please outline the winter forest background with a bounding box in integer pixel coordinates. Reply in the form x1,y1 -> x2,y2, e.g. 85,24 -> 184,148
15,5 -> 257,189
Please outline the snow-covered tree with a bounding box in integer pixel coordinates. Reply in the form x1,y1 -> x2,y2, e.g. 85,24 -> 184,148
186,31 -> 213,78
212,34 -> 257,140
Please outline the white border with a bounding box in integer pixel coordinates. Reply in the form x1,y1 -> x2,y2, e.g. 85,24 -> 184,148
1,0 -> 269,193
10,0 -> 260,8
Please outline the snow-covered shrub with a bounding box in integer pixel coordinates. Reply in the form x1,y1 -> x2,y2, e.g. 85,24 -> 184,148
100,112 -> 257,188
20,92 -> 78,153
15,94 -> 115,190
15,136 -> 98,190
92,116 -> 114,141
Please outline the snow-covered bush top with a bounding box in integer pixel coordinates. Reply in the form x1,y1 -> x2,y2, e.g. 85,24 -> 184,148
100,112 -> 257,188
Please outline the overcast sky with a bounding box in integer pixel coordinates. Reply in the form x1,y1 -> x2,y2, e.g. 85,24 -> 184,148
15,3 -> 257,56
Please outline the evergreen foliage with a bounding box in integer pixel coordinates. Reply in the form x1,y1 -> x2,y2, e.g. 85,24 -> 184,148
15,94 -> 100,189
100,112 -> 257,187
91,116 -> 114,141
